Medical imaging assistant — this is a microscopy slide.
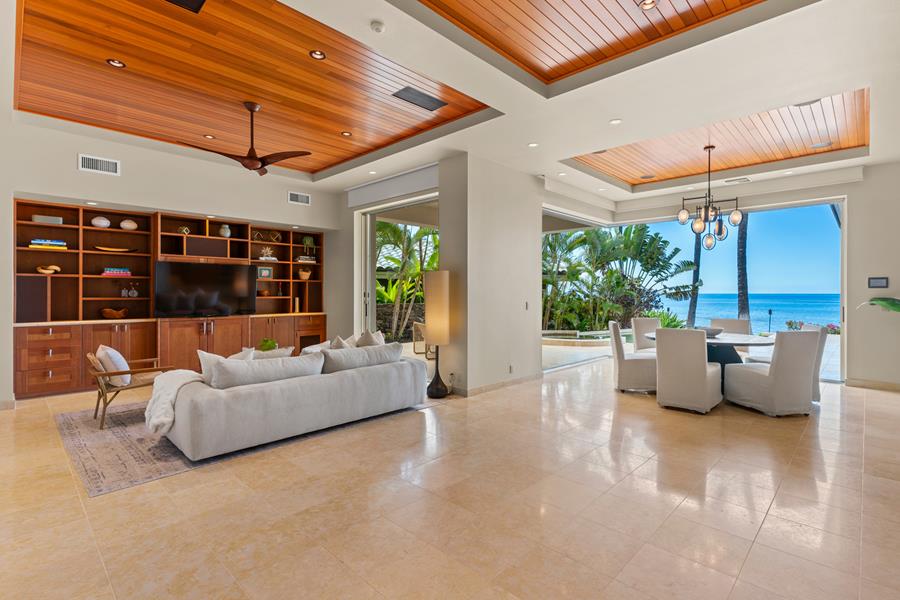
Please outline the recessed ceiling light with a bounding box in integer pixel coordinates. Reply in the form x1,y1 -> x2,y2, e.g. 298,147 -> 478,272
292,226 -> 299,229
638,0 -> 657,9
106,58 -> 126,68
341,131 -> 352,137
784,170 -> 794,175
811,140 -> 833,149
86,201 -> 98,206
309,50 -> 326,60
597,188 -> 607,192
639,174 -> 655,180
206,215 -> 216,219
368,171 -> 377,175
203,134 -> 216,139
686,186 -> 695,190
527,142 -> 539,148
558,172 -> 567,177
608,118 -> 623,126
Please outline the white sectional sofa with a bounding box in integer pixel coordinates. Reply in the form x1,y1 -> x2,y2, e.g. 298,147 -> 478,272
165,348 -> 426,461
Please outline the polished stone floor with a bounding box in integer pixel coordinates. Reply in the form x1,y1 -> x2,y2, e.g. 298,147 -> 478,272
2,360 -> 899,599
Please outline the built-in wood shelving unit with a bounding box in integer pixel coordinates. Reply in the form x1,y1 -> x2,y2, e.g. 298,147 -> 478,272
14,200 -> 154,323
250,226 -> 324,315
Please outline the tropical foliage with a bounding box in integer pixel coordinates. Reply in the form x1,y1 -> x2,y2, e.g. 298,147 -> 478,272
374,222 -> 439,341
643,309 -> 686,329
542,224 -> 698,332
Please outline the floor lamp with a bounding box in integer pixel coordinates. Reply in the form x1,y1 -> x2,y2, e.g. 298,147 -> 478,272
424,270 -> 450,398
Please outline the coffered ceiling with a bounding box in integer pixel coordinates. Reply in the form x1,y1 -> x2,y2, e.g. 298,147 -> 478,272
572,88 -> 870,186
418,0 -> 764,83
14,0 -> 488,174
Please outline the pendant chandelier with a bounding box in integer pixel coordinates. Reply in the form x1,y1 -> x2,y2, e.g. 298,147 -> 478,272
676,145 -> 743,250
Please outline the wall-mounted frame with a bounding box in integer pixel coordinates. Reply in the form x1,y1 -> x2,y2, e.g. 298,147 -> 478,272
868,276 -> 889,289
257,265 -> 274,279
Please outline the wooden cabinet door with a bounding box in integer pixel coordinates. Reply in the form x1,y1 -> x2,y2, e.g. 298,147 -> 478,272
248,316 -> 270,350
206,317 -> 248,358
159,318 -> 205,372
82,323 -> 119,354
122,321 -> 157,362
271,316 -> 295,352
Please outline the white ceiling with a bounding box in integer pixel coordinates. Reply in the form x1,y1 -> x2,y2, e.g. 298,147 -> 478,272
25,0 -> 900,207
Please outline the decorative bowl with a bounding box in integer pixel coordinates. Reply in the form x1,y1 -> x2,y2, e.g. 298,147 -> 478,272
101,307 -> 128,319
699,327 -> 724,338
297,268 -> 312,281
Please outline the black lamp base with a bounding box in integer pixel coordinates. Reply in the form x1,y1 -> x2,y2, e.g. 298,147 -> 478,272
427,347 -> 449,399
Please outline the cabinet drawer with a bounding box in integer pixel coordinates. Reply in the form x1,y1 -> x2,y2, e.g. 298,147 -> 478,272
19,325 -> 81,346
19,346 -> 81,371
20,367 -> 80,395
295,315 -> 324,331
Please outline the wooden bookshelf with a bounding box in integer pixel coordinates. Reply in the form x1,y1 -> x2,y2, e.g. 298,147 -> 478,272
14,199 -> 155,323
250,226 -> 324,315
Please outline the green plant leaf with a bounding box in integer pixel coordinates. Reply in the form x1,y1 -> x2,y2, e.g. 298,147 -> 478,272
865,297 -> 900,312
258,337 -> 278,351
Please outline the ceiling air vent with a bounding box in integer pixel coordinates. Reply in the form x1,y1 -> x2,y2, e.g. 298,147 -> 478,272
287,191 -> 311,206
165,0 -> 206,13
392,86 -> 448,112
724,176 -> 751,184
78,154 -> 121,176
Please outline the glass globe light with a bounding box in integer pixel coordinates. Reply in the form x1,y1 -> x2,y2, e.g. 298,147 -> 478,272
691,217 -> 706,234
714,217 -> 728,241
702,232 -> 717,250
677,208 -> 691,224
729,208 -> 744,226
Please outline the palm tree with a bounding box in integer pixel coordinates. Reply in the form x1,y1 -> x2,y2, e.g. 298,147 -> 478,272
687,232 -> 702,327
541,231 -> 583,329
737,213 -> 750,322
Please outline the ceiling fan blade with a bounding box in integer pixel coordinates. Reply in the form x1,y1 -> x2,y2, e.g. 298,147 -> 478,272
180,142 -> 248,165
259,150 -> 311,167
256,167 -> 268,176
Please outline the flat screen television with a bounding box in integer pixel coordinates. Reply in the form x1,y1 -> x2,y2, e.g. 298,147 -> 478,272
154,262 -> 256,318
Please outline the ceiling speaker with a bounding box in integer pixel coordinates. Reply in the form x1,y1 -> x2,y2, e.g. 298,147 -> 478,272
392,87 -> 447,112
165,0 -> 206,13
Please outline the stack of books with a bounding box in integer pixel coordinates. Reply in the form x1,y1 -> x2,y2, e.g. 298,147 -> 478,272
29,238 -> 68,250
295,255 -> 317,264
102,267 -> 132,277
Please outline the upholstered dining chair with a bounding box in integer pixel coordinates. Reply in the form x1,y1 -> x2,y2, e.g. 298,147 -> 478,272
744,324 -> 827,401
710,317 -> 751,353
608,320 -> 656,393
724,330 -> 820,417
655,328 -> 722,413
86,352 -> 173,429
631,317 -> 660,354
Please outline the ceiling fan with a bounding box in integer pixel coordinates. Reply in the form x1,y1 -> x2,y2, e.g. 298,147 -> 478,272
181,101 -> 310,176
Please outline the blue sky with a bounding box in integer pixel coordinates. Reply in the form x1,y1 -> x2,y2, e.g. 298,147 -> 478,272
647,204 -> 841,294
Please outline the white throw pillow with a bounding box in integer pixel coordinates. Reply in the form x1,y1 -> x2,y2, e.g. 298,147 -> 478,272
210,353 -> 324,389
96,345 -> 131,387
331,335 -> 358,349
228,348 -> 255,360
248,346 -> 294,359
356,330 -> 385,347
198,350 -> 226,385
301,340 -> 332,354
321,342 -> 402,374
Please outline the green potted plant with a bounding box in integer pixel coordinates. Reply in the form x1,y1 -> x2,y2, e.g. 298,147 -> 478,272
258,337 -> 278,351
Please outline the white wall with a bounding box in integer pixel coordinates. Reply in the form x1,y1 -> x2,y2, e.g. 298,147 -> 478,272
438,154 -> 543,394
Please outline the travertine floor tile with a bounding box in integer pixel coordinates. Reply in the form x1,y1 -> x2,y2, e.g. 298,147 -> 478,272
616,544 -> 735,600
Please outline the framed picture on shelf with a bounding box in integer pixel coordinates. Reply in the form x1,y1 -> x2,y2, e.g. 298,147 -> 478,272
257,265 -> 274,279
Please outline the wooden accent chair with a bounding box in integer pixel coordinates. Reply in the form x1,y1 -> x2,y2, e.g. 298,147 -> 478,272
86,353 -> 174,429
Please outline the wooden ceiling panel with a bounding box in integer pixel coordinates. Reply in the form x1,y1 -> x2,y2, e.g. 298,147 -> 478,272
419,0 -> 763,83
573,89 -> 870,185
15,0 -> 487,173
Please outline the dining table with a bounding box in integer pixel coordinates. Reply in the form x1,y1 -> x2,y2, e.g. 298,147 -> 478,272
644,331 -> 775,390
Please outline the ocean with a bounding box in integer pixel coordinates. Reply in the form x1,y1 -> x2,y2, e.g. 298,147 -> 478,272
662,293 -> 841,334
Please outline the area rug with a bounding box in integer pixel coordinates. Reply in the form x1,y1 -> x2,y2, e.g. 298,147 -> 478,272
54,402 -> 200,497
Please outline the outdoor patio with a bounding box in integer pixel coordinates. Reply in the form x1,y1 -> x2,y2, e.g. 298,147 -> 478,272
542,333 -> 841,382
